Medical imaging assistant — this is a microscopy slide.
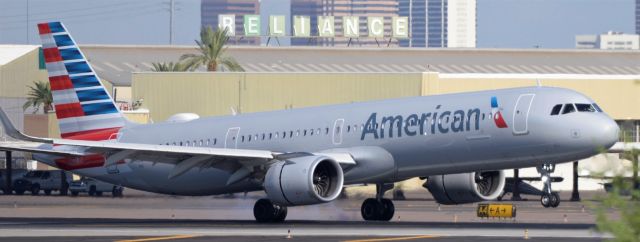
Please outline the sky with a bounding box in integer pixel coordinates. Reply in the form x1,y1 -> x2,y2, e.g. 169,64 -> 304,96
0,0 -> 635,48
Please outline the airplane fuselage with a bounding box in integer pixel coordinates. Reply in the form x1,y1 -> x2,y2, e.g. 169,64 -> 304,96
34,86 -> 619,196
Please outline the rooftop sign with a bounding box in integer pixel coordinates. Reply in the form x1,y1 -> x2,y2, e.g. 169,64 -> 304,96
218,15 -> 409,38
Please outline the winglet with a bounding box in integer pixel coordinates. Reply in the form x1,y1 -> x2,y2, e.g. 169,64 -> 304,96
0,107 -> 52,143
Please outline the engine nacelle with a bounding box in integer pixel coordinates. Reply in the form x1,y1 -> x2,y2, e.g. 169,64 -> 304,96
424,171 -> 505,205
264,155 -> 344,206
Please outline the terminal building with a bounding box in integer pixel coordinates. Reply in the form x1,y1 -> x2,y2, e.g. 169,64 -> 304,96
0,44 -> 639,191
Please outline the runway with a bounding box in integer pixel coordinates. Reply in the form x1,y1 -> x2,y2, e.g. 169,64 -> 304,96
0,190 -> 611,241
0,217 -> 605,241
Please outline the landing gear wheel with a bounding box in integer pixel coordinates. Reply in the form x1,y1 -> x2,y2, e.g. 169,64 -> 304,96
541,194 -> 551,208
550,192 -> 560,208
253,198 -> 287,223
380,199 -> 395,221
361,198 -> 381,221
31,184 -> 40,196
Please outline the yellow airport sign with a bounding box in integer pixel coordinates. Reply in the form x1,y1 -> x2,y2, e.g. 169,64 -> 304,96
477,203 -> 516,218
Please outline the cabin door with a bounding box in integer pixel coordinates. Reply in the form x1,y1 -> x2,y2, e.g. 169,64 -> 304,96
512,94 -> 535,135
225,127 -> 240,148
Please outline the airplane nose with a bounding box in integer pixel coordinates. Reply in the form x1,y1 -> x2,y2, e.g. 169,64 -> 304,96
597,118 -> 619,149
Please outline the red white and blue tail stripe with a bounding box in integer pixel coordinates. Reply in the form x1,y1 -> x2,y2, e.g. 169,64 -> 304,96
38,22 -> 126,140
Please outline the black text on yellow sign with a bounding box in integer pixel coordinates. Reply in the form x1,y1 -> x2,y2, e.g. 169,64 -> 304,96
477,203 -> 516,218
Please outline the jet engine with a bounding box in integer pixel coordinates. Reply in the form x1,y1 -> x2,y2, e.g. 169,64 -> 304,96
264,155 -> 344,206
424,171 -> 505,205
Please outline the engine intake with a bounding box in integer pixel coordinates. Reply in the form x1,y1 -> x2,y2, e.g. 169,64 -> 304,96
424,171 -> 505,205
264,155 -> 344,206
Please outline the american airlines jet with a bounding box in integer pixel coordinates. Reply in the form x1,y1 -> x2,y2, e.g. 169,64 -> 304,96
0,22 -> 619,222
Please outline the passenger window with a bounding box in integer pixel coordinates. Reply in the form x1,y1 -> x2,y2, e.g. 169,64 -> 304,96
592,103 -> 603,112
561,103 -> 575,114
575,103 -> 596,112
550,104 -> 562,115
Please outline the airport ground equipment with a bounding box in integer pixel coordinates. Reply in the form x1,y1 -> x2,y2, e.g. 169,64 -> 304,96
69,177 -> 123,197
13,170 -> 70,195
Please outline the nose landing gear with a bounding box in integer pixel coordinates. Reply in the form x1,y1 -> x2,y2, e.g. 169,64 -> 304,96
361,183 -> 395,221
538,164 -> 560,208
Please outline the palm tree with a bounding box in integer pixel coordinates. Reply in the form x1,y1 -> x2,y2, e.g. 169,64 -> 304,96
23,81 -> 53,114
180,27 -> 244,72
150,61 -> 194,72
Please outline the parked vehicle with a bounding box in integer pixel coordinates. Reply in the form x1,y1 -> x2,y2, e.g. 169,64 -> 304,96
0,169 -> 28,194
69,177 -> 124,197
13,170 -> 70,195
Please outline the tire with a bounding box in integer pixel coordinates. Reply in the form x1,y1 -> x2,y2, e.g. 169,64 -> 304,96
253,199 -> 277,223
541,194 -> 551,208
88,186 -> 96,196
71,191 -> 79,196
550,192 -> 560,208
273,206 -> 288,222
31,184 -> 40,196
44,190 -> 52,195
380,199 -> 395,221
361,198 -> 381,221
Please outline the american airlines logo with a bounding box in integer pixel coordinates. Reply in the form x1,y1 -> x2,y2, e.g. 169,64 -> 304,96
360,97 -> 509,140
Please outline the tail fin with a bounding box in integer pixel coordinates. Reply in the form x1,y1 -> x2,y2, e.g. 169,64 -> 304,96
38,22 -> 126,140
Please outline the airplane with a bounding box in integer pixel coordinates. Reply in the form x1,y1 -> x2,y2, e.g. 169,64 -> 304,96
0,21 -> 619,222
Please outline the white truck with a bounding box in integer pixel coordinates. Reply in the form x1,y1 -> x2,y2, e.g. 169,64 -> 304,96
13,170 -> 71,195
69,177 -> 124,197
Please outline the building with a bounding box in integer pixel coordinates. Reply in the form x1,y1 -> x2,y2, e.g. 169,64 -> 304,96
576,31 -> 640,50
290,0 -> 399,46
200,0 -> 260,45
637,0 -> 639,34
399,0 -> 476,48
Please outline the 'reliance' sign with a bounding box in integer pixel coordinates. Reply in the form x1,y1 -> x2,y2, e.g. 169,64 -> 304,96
217,15 -> 409,38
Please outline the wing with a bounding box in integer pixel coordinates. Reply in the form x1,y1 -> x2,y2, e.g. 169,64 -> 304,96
0,108 -> 355,183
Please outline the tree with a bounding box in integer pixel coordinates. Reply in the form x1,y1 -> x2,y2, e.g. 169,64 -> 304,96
150,61 -> 194,72
23,81 -> 53,114
180,27 -> 244,72
594,146 -> 640,242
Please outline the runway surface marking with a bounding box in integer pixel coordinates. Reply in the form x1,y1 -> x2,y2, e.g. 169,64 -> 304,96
115,235 -> 198,242
343,235 -> 440,242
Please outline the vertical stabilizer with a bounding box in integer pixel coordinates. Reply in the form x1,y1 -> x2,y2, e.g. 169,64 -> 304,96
38,22 -> 126,140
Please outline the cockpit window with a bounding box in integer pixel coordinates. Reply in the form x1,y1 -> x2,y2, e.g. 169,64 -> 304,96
550,104 -> 562,115
592,103 -> 603,112
561,103 -> 575,114
575,103 -> 596,112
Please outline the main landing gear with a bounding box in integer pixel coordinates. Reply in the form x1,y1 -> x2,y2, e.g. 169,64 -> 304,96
361,183 -> 395,221
253,198 -> 287,223
538,164 -> 560,208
